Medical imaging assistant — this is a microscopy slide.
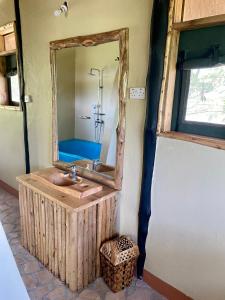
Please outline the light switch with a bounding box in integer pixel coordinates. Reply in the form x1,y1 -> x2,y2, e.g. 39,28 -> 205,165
24,95 -> 33,103
129,88 -> 146,100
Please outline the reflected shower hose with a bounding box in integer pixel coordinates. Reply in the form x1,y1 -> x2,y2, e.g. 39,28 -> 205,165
89,68 -> 105,143
94,104 -> 104,143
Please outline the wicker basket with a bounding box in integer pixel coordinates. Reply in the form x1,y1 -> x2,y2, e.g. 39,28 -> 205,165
100,235 -> 139,293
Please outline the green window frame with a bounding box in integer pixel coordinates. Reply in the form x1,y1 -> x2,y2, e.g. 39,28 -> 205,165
172,25 -> 225,140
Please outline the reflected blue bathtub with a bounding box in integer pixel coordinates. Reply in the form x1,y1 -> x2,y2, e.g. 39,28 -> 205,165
58,139 -> 102,163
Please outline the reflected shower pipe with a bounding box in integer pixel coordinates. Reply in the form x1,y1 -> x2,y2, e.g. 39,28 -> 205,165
89,68 -> 105,143
89,68 -> 104,113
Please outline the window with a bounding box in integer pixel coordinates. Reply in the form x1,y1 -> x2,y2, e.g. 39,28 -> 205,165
0,22 -> 21,110
172,25 -> 225,140
185,66 -> 225,125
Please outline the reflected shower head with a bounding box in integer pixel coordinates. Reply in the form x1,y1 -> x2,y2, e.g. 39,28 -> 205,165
88,71 -> 95,76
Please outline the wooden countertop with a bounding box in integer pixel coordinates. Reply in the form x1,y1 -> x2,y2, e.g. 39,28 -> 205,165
17,170 -> 117,212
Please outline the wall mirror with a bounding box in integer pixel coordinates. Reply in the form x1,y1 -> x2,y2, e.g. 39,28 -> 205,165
50,29 -> 128,190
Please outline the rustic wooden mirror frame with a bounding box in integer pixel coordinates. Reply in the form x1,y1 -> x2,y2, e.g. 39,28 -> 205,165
158,0 -> 225,151
50,28 -> 129,190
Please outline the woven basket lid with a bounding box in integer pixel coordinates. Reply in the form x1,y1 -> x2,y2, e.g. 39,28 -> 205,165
100,235 -> 139,266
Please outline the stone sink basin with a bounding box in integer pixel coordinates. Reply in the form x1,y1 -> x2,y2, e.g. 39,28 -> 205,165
32,167 -> 103,198
48,172 -> 82,187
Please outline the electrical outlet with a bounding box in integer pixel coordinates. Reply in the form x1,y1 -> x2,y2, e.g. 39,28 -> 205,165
129,88 -> 146,100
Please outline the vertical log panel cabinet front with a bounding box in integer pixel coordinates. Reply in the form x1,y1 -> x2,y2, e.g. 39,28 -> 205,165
17,169 -> 118,292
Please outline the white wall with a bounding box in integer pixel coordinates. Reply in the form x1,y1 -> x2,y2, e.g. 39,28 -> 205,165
56,48 -> 75,141
74,42 -> 119,160
146,136 -> 225,300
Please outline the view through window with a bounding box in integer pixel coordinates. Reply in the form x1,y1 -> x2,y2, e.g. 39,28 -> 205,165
185,65 -> 225,125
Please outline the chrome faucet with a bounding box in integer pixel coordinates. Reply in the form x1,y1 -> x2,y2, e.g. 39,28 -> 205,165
69,165 -> 77,181
92,159 -> 102,171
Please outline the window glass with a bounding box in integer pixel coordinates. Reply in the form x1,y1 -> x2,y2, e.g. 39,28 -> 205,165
10,74 -> 20,103
185,66 -> 225,125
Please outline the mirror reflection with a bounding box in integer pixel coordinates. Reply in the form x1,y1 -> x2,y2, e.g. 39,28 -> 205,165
56,41 -> 119,178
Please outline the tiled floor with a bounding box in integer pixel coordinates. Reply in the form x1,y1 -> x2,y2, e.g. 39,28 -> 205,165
0,187 -> 166,300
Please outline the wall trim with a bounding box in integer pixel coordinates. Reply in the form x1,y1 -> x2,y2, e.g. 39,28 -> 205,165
143,270 -> 193,300
0,180 -> 19,198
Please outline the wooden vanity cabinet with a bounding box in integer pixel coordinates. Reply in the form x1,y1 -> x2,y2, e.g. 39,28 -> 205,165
17,174 -> 117,292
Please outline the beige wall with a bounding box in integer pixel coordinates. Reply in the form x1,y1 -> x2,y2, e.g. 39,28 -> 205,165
18,0 -> 152,194
18,0 -> 152,248
0,0 -> 151,240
